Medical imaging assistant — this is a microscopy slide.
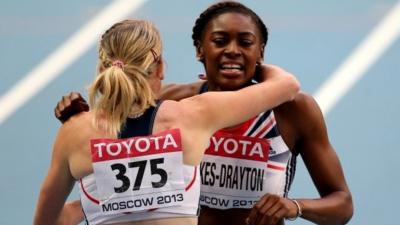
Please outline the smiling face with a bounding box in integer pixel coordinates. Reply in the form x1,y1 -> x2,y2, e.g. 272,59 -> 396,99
197,12 -> 265,91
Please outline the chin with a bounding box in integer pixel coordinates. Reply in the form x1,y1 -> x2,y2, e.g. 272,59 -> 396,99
218,81 -> 246,91
221,78 -> 252,90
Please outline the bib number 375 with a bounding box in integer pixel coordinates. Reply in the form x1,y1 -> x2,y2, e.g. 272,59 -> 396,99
90,129 -> 186,214
112,158 -> 167,193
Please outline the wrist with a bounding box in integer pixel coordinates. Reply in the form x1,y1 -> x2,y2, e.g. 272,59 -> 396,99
286,199 -> 303,221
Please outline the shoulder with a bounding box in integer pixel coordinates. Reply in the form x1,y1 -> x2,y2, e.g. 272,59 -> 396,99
278,91 -> 316,109
60,111 -> 93,134
56,111 -> 95,149
276,91 -> 321,120
274,92 -> 326,148
159,81 -> 205,101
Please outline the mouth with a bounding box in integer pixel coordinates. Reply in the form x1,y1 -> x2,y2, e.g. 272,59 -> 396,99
219,63 -> 244,77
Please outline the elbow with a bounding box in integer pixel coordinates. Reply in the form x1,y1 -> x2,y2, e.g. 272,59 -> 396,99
330,191 -> 353,225
285,74 -> 301,101
340,193 -> 354,225
320,191 -> 353,225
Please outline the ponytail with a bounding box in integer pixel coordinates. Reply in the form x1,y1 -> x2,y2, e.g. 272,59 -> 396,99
88,20 -> 161,136
88,65 -> 155,136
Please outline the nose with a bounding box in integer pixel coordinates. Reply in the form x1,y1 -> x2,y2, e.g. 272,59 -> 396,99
224,41 -> 241,57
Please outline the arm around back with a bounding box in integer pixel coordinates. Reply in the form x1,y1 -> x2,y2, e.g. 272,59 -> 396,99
179,71 -> 299,140
159,81 -> 205,101
157,72 -> 298,166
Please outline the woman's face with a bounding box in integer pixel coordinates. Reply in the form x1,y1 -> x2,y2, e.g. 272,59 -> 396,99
197,12 -> 264,91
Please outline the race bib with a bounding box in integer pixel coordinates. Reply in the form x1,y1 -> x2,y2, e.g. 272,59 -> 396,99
200,131 -> 270,209
90,129 -> 185,215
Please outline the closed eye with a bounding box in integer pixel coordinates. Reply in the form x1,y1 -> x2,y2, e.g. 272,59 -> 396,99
212,38 -> 226,46
239,39 -> 254,47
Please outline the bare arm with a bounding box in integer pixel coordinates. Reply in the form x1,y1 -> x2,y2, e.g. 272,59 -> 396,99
246,93 -> 353,225
180,69 -> 300,140
34,126 -> 75,225
159,80 -> 205,101
293,93 -> 353,225
56,200 -> 84,225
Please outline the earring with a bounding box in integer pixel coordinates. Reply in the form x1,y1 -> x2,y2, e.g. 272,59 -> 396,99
198,73 -> 207,80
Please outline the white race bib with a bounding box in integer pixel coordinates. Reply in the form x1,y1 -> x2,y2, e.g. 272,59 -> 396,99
90,129 -> 185,214
200,131 -> 270,209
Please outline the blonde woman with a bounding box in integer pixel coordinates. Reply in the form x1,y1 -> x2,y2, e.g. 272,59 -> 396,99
34,19 -> 299,225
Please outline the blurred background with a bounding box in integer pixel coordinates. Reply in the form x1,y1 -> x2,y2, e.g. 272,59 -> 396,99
1,0 -> 399,224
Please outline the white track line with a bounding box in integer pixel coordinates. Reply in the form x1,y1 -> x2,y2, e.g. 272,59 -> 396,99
314,1 -> 400,115
0,0 -> 148,125
1,1 -> 399,125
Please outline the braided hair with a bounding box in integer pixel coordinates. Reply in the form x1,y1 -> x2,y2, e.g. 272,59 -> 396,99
192,1 -> 268,48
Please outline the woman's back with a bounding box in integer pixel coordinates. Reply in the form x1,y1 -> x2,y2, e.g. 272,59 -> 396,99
64,104 -> 201,225
64,99 -> 217,180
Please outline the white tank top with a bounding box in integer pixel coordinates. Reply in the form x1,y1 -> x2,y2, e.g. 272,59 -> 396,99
79,129 -> 200,224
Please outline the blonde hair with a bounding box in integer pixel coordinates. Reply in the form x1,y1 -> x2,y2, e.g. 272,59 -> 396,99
88,20 -> 162,136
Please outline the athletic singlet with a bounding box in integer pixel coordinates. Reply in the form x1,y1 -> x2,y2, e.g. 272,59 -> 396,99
79,103 -> 200,224
199,82 -> 296,209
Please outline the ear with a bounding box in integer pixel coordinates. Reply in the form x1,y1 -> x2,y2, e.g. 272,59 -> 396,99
154,60 -> 165,80
196,41 -> 204,62
258,44 -> 265,64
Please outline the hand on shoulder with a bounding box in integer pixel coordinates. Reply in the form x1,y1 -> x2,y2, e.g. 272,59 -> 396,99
55,92 -> 89,123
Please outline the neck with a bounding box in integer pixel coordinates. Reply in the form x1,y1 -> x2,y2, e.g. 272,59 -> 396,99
207,80 -> 254,92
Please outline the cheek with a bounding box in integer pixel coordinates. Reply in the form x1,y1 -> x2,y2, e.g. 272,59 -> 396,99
204,56 -> 219,73
244,52 -> 261,75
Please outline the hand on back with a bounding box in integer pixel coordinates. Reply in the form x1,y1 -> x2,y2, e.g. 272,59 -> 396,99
55,92 -> 89,123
